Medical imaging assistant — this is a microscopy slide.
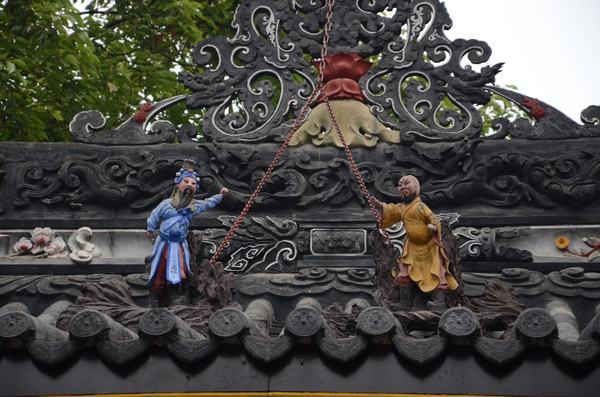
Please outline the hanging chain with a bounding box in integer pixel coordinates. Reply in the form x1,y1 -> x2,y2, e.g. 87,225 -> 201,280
320,91 -> 392,243
317,0 -> 391,244
208,85 -> 322,265
318,0 -> 335,86
210,0 -> 391,265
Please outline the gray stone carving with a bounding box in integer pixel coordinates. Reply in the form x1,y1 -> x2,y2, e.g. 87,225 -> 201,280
515,308 -> 557,339
473,336 -> 526,365
391,334 -> 447,365
139,308 -> 176,336
209,308 -> 250,338
439,307 -> 481,338
455,226 -> 533,262
356,306 -> 396,336
285,299 -> 324,338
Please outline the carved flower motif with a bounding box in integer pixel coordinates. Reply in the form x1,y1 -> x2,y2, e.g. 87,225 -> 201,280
12,227 -> 67,257
44,237 -> 67,257
31,227 -> 54,247
555,236 -> 570,250
13,237 -> 33,253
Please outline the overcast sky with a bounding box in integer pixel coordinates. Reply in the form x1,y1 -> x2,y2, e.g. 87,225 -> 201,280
443,0 -> 600,122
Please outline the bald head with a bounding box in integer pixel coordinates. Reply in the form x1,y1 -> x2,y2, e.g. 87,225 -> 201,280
398,175 -> 420,201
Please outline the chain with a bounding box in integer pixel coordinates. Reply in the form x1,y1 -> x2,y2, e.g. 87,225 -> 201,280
210,0 -> 392,265
318,0 -> 335,86
320,91 -> 392,243
208,85 -> 322,265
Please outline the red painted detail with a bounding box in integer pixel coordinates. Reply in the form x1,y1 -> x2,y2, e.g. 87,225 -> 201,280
134,101 -> 155,124
313,51 -> 373,103
521,96 -> 546,122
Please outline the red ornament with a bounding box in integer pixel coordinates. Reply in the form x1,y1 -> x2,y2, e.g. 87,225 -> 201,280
313,52 -> 373,103
133,101 -> 155,124
521,96 -> 546,122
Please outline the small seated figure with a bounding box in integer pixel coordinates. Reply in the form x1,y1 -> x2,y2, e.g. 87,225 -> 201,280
146,163 -> 228,306
372,175 -> 458,310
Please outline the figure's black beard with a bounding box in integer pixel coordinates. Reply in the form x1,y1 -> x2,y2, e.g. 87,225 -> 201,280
176,189 -> 195,209
400,193 -> 417,203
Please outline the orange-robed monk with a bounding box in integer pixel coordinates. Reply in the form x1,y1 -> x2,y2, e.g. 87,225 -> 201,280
373,175 -> 458,293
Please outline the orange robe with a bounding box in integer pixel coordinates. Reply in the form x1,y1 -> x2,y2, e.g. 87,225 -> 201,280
381,197 -> 458,293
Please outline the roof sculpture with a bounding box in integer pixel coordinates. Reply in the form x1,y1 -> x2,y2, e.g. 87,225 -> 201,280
1,0 -> 600,396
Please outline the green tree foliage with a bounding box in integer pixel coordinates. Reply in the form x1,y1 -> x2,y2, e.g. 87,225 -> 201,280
478,85 -> 528,135
0,0 -> 238,142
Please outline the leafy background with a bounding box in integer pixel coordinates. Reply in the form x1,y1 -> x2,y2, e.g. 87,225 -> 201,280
1,0 -> 238,141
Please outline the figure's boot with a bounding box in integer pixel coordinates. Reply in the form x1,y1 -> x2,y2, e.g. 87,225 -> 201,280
167,283 -> 187,306
427,289 -> 447,311
148,288 -> 166,308
396,283 -> 415,311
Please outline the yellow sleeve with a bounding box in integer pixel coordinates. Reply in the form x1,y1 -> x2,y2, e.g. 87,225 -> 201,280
417,202 -> 445,249
380,202 -> 403,229
418,202 -> 439,227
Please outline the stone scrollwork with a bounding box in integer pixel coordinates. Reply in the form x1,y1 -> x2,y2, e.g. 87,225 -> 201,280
200,215 -> 299,273
175,0 -> 514,143
454,226 -> 533,262
64,0 -> 598,145
11,154 -> 184,211
462,268 -> 547,298
178,1 -> 316,143
581,105 -> 600,126
69,96 -> 186,145
547,267 -> 600,299
235,268 -> 373,299
473,152 -> 600,208
0,274 -> 145,300
202,139 -> 600,211
463,267 -> 600,300
5,137 -> 600,213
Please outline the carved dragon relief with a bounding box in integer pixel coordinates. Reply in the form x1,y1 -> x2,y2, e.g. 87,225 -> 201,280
8,1 -> 595,215
11,154 -> 185,211
5,137 -> 600,212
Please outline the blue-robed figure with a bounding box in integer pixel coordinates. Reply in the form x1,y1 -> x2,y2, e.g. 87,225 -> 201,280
146,165 -> 228,294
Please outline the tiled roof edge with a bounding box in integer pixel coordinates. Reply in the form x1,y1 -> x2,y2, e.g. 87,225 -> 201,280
1,300 -> 599,367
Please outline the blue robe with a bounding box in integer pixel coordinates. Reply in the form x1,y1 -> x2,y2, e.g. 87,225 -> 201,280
146,194 -> 223,286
